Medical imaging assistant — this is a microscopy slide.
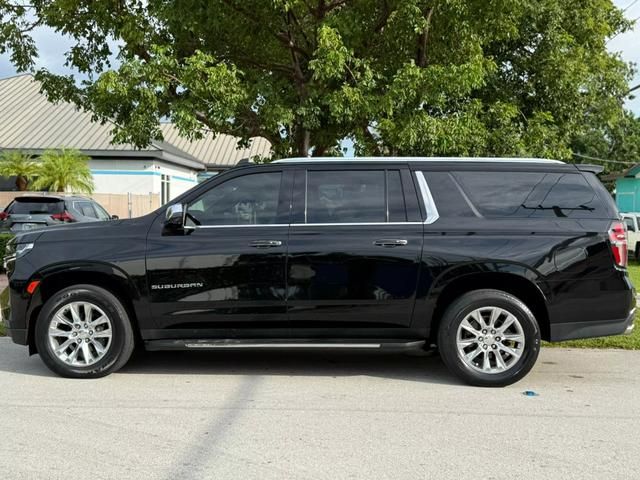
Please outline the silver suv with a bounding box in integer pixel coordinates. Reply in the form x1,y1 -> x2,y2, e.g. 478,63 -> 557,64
0,195 -> 116,232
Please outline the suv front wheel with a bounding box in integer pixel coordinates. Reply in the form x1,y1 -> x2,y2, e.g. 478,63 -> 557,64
437,289 -> 541,387
35,284 -> 135,378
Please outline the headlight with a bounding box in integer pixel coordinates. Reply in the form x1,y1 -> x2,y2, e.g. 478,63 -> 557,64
15,243 -> 34,258
3,242 -> 34,271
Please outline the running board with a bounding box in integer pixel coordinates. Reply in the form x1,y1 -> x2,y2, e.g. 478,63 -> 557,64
144,339 -> 426,352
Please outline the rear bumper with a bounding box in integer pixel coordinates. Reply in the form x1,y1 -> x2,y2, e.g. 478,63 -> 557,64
550,307 -> 636,342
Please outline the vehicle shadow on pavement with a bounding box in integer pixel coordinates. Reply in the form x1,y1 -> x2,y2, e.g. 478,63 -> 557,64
116,348 -> 462,385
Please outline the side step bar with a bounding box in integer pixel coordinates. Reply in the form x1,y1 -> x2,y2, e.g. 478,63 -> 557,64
145,339 -> 426,352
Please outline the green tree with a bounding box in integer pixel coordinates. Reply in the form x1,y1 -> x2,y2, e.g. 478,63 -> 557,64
32,148 -> 95,193
0,151 -> 39,191
0,0 -> 635,159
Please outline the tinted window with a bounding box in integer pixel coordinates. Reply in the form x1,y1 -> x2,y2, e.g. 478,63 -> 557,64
188,172 -> 282,225
73,201 -> 98,219
8,199 -> 64,214
624,217 -> 636,232
423,172 -> 475,218
452,171 -> 602,218
387,170 -> 407,222
307,171 -> 385,223
92,203 -> 111,220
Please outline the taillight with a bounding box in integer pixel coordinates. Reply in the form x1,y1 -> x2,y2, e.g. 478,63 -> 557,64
0,212 -> 9,221
608,221 -> 628,268
51,211 -> 75,222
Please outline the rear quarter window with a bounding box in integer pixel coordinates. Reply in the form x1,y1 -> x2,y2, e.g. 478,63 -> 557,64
451,171 -> 605,219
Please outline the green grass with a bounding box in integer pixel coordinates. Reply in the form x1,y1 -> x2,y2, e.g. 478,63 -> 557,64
544,261 -> 640,350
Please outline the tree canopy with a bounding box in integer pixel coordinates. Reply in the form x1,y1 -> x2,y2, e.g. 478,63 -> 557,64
0,0 -> 637,161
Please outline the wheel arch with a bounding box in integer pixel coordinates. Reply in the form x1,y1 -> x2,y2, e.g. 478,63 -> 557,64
27,262 -> 143,354
426,267 -> 551,343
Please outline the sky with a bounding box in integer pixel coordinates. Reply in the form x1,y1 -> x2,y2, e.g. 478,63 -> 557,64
0,1 -> 639,116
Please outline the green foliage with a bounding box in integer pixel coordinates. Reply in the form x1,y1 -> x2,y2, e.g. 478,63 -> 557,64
0,233 -> 13,277
0,0 -> 635,160
0,151 -> 39,190
32,149 -> 95,193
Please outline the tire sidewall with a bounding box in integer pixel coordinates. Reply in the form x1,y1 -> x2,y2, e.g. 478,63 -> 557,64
439,290 -> 541,387
35,285 -> 130,378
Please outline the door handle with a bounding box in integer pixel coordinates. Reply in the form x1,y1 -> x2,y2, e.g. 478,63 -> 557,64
374,239 -> 408,248
249,240 -> 283,248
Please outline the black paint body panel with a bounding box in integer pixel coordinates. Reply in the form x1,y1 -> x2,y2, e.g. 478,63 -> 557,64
2,160 -> 635,350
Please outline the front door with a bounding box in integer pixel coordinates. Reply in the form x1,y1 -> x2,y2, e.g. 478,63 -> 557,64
145,167 -> 291,338
286,167 -> 424,336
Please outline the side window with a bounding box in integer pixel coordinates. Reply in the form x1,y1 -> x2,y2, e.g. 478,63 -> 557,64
93,203 -> 111,220
452,171 -> 602,218
74,201 -> 98,219
187,172 -> 282,225
306,170 -> 386,223
624,217 -> 636,232
423,172 -> 476,218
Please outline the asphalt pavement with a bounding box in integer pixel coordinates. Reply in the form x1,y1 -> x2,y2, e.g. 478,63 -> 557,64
0,338 -> 639,480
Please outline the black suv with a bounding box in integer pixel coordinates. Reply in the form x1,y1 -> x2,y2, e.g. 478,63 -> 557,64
1,158 -> 635,386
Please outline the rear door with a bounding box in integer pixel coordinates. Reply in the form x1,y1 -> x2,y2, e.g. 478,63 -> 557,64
286,165 -> 424,334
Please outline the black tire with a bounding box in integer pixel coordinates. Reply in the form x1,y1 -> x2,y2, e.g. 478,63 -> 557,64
635,243 -> 640,261
35,284 -> 135,378
437,289 -> 541,387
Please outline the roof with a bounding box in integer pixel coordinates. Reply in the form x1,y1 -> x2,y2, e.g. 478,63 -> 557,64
0,74 -> 272,170
159,124 -> 272,169
273,157 -> 565,164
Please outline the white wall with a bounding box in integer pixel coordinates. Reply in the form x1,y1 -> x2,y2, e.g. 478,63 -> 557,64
89,158 -> 199,202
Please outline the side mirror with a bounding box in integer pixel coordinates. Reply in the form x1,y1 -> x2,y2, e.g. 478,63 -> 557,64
163,203 -> 188,235
111,214 -> 119,220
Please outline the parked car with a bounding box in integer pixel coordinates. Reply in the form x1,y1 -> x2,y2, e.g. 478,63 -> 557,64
0,195 -> 115,233
1,158 -> 635,386
621,212 -> 640,260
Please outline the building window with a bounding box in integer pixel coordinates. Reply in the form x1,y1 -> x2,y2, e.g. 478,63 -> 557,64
161,174 -> 171,204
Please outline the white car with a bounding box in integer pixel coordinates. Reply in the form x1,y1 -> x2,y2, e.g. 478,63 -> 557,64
621,213 -> 640,260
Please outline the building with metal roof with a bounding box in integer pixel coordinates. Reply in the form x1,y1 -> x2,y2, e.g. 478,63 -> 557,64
0,74 -> 272,202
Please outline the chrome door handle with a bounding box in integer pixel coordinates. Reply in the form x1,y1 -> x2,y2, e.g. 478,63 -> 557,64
373,239 -> 408,248
249,240 -> 283,248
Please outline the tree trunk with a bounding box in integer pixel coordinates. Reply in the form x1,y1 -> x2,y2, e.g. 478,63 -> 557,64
15,175 -> 28,191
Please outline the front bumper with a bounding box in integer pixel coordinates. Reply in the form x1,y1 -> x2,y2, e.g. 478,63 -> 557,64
0,284 -> 29,345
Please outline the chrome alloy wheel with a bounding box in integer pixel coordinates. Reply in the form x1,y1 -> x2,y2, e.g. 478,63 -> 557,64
47,301 -> 113,367
456,306 -> 525,374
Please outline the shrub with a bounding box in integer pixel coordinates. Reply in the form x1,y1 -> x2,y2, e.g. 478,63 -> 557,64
0,233 -> 14,272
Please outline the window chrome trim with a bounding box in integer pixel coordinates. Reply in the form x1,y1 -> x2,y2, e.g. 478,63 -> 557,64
291,222 -> 423,227
415,171 -> 440,225
192,222 -> 423,228
194,224 -> 289,228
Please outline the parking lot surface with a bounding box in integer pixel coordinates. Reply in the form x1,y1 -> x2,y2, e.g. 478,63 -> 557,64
0,338 -> 639,480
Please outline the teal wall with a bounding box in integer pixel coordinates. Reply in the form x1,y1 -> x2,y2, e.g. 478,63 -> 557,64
616,177 -> 640,212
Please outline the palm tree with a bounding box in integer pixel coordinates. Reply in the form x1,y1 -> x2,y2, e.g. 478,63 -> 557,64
32,148 -> 95,193
0,151 -> 39,191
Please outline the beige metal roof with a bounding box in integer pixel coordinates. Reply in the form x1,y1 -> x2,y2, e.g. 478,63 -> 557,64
159,124 -> 272,169
0,74 -> 152,152
0,74 -> 272,170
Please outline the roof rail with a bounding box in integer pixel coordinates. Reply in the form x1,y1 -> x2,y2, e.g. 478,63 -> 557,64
272,156 -> 565,164
574,164 -> 604,174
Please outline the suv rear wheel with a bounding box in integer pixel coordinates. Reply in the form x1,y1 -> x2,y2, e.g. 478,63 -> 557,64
35,285 -> 134,378
437,289 -> 541,387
